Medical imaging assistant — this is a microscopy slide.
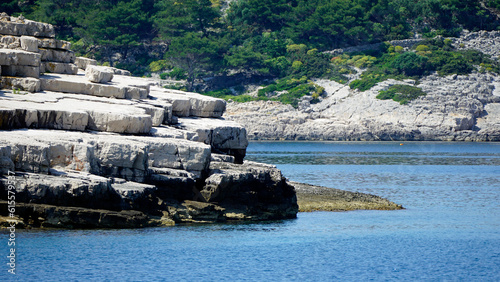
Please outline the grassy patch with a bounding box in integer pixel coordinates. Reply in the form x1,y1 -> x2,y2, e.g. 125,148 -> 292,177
376,84 -> 426,105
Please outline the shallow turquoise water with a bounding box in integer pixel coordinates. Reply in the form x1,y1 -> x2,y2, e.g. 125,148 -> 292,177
2,142 -> 500,281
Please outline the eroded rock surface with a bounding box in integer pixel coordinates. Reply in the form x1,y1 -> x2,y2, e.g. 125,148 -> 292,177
0,15 -> 297,228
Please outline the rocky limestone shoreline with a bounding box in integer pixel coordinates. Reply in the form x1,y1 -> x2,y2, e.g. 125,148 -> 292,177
226,31 -> 500,142
0,15 -> 301,228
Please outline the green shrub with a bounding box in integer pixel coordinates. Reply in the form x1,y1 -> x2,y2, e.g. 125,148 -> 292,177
167,67 -> 187,80
149,60 -> 170,73
376,85 -> 426,105
394,46 -> 404,53
292,60 -> 303,70
391,52 -> 430,76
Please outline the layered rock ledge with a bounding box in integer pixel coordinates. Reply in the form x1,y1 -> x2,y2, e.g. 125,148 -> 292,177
0,15 -> 298,228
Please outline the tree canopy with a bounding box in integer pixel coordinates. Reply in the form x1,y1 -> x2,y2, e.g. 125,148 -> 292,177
5,0 -> 499,89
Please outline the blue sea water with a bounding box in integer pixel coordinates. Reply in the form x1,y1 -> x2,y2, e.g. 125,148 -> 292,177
2,141 -> 500,281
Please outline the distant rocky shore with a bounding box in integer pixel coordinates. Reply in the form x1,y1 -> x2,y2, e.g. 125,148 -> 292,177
226,30 -> 500,142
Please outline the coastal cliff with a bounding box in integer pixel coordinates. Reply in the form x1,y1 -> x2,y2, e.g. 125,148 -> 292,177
225,31 -> 500,142
0,14 -> 298,228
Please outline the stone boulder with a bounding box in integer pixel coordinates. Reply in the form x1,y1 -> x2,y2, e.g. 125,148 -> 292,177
201,161 -> 298,220
75,57 -> 97,70
85,65 -> 114,83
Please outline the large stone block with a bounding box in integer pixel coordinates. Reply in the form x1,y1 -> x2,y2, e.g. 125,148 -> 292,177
0,129 -> 212,179
20,36 -> 39,52
41,62 -> 78,75
85,65 -> 114,83
185,92 -> 226,118
75,57 -> 97,70
39,38 -> 71,50
39,76 -> 127,98
149,87 -> 226,118
2,65 -> 40,78
124,86 -> 148,99
0,17 -> 55,38
87,110 -> 152,134
0,77 -> 41,92
40,48 -> 75,63
0,49 -> 41,66
0,35 -> 19,49
178,117 -> 248,163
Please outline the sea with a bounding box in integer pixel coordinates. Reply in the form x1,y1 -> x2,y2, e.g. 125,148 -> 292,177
2,141 -> 499,281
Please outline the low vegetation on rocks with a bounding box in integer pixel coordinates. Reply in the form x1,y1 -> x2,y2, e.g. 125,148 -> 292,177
376,85 -> 427,105
348,38 -> 500,91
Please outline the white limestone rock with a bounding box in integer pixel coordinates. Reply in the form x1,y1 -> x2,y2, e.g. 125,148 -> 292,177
185,92 -> 226,118
0,18 -> 55,38
39,38 -> 71,50
40,48 -> 75,63
0,92 -> 158,133
0,77 -> 40,92
85,65 -> 114,83
2,64 -> 40,78
20,36 -> 38,52
41,62 -> 78,75
75,57 -> 97,70
0,48 -> 41,66
0,129 -> 212,179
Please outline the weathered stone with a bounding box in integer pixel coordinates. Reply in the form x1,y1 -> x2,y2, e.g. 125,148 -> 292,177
124,86 -> 148,99
75,57 -> 97,70
40,48 -> 75,63
0,146 -> 15,175
0,201 -> 151,229
1,77 -> 40,92
2,64 -> 40,78
0,35 -> 19,49
85,65 -> 114,83
87,110 -> 152,134
110,67 -> 131,76
39,75 -> 126,98
0,129 -> 212,178
0,15 -> 300,228
150,126 -> 198,141
41,62 -> 78,75
20,36 -> 38,52
186,92 -> 226,118
149,86 -> 226,118
0,48 -> 40,66
178,117 -> 248,162
201,161 -> 298,220
38,38 -> 71,50
0,18 -> 55,38
226,73 -> 500,141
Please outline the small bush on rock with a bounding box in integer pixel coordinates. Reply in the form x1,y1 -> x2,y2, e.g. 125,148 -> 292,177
376,85 -> 426,105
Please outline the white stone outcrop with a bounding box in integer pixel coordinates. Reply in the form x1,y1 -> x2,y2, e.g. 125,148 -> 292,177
85,65 -> 114,83
0,15 -> 299,227
150,86 -> 226,118
75,57 -> 97,70
0,129 -> 212,178
226,72 -> 500,141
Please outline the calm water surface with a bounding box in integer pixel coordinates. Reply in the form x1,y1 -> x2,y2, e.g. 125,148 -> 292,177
2,142 -> 499,281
